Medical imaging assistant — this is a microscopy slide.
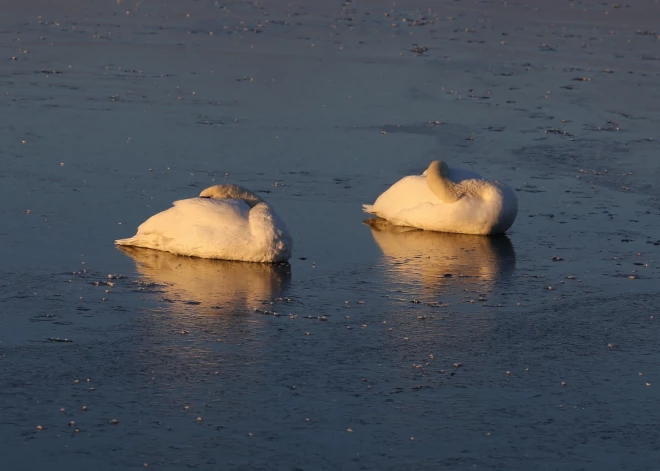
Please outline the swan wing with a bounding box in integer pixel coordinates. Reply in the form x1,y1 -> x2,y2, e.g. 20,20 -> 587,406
117,198 -> 252,254
169,198 -> 251,235
364,175 -> 437,219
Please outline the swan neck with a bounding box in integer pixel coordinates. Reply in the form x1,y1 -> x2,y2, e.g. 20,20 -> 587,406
426,163 -> 461,204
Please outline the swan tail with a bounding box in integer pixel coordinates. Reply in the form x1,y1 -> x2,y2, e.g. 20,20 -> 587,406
115,236 -> 139,246
115,235 -> 155,248
362,204 -> 376,214
116,231 -> 176,252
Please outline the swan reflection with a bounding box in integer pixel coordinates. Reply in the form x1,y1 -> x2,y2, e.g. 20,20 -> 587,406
365,218 -> 515,295
118,246 -> 291,314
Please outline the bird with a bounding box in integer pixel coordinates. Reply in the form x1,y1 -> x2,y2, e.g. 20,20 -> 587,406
363,160 -> 518,235
115,184 -> 292,262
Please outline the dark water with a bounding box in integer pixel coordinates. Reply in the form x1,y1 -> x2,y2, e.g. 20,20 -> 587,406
1,0 -> 659,469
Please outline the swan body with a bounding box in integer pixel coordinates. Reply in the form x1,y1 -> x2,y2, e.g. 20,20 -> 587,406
115,184 -> 292,262
363,161 -> 518,235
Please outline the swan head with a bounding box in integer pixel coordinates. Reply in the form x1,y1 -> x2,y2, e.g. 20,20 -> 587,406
199,184 -> 263,207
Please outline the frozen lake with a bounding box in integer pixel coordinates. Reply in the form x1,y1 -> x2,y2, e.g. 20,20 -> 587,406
1,0 -> 659,469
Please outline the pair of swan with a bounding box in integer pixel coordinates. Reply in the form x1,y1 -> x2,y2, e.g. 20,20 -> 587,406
115,161 -> 518,262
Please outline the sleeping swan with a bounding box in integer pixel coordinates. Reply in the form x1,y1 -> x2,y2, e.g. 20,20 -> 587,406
363,161 -> 518,235
115,184 -> 292,262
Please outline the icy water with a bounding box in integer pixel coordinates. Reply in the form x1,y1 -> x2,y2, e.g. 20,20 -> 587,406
2,0 -> 660,469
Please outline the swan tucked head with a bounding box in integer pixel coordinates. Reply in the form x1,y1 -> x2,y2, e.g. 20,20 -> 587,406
425,160 -> 461,204
427,160 -> 450,178
199,184 -> 263,207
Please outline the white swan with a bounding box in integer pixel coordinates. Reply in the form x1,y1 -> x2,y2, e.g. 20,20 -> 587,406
115,184 -> 292,262
363,161 -> 518,235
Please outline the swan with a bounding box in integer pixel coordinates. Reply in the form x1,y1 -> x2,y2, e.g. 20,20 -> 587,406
115,184 -> 292,262
363,161 -> 518,235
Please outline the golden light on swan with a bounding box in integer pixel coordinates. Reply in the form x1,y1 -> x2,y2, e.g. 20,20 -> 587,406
363,161 -> 518,235
116,184 -> 292,262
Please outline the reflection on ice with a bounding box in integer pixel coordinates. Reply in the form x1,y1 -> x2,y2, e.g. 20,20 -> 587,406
365,218 -> 516,295
118,246 -> 291,313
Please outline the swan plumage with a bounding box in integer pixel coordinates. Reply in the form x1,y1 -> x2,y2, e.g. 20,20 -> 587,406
115,184 -> 292,262
363,161 -> 518,235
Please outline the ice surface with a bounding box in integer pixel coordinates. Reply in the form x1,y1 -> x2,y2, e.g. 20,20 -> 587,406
1,0 -> 659,469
